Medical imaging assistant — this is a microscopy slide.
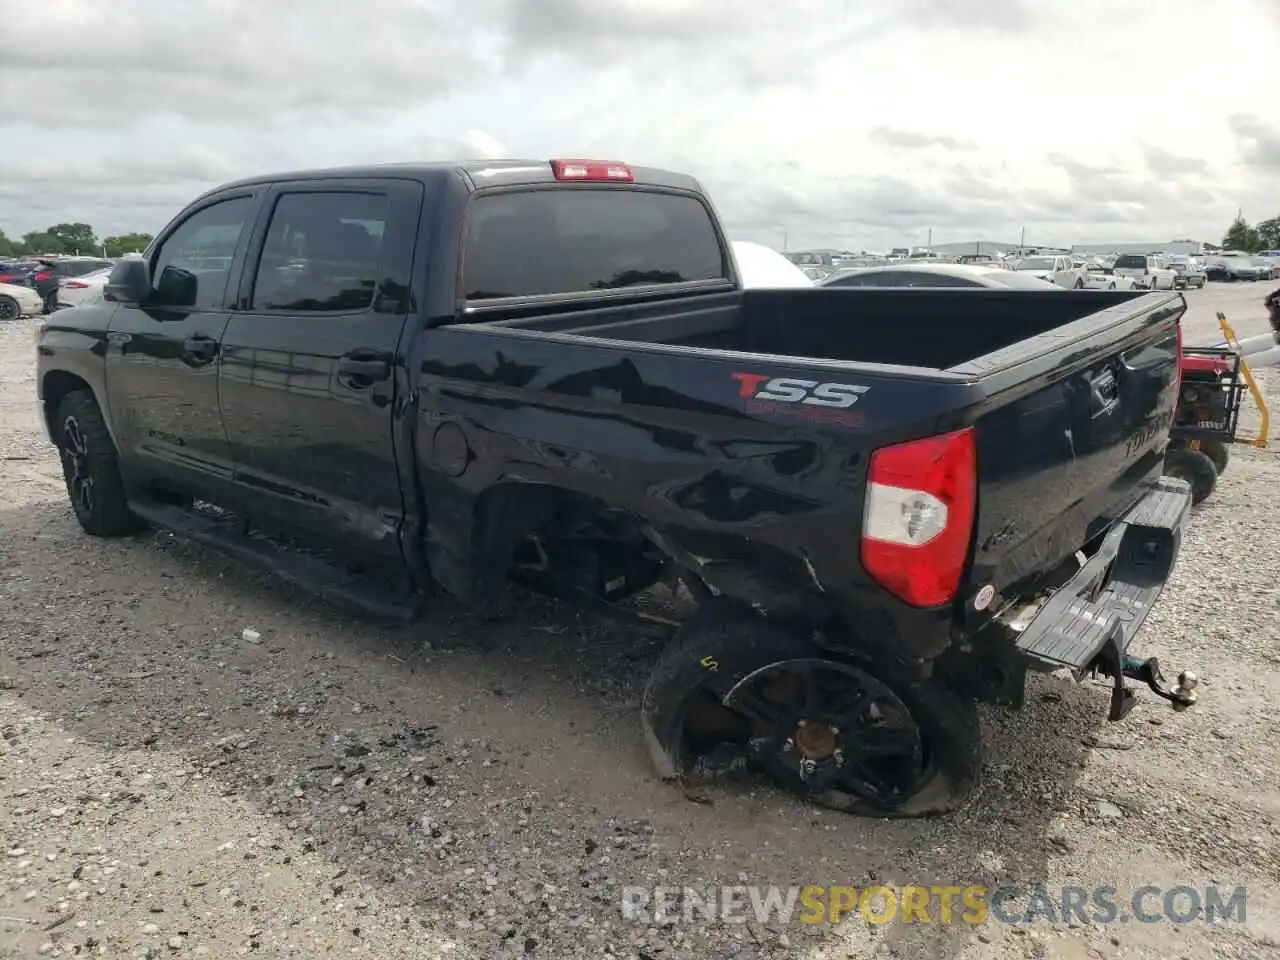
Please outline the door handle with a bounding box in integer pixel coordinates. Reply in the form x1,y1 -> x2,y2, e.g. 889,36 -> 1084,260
337,355 -> 391,381
182,334 -> 219,364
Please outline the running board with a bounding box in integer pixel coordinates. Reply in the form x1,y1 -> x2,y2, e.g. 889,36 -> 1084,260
128,498 -> 425,623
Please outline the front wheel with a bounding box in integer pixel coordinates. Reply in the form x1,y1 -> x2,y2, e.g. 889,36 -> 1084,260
641,607 -> 982,818
0,295 -> 18,321
1164,446 -> 1217,504
54,391 -> 146,537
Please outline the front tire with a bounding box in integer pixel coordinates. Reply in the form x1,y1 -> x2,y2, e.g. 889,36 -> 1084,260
1164,446 -> 1217,505
641,606 -> 981,818
54,391 -> 145,537
0,295 -> 18,321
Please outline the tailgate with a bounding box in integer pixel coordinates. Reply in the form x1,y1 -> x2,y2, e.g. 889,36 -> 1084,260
964,299 -> 1181,595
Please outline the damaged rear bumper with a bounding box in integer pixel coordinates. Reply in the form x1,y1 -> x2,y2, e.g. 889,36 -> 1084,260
1011,475 -> 1197,719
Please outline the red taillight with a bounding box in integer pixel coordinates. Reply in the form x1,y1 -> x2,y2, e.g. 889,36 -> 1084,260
861,428 -> 977,608
550,159 -> 634,182
0,275 -> 13,283
64,281 -> 89,289
34,271 -> 52,281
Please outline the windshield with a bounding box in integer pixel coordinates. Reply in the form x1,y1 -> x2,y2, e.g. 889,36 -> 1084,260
1016,257 -> 1055,271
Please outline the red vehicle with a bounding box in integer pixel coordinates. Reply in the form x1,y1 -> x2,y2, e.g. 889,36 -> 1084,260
1164,314 -> 1270,503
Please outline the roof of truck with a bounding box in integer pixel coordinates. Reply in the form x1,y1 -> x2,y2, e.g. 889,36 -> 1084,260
208,159 -> 705,195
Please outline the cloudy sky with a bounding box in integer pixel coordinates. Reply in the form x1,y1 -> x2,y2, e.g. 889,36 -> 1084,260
2,0 -> 1277,251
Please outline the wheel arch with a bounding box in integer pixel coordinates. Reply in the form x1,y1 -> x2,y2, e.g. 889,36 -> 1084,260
433,479 -> 662,612
41,370 -> 98,442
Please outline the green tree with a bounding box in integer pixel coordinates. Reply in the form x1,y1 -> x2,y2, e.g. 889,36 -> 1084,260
44,222 -> 100,255
22,231 -> 59,255
1222,215 -> 1261,253
1256,216 -> 1280,251
102,233 -> 154,257
0,229 -> 17,258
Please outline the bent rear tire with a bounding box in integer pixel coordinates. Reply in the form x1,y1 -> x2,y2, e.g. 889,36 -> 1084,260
641,606 -> 981,818
55,390 -> 146,537
0,295 -> 18,321
1199,440 -> 1230,475
1164,447 -> 1217,504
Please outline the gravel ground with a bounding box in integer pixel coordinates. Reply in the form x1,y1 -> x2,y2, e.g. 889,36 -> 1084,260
3,284 -> 1280,960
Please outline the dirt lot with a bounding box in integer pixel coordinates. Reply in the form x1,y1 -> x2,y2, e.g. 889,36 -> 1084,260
2,284 -> 1279,960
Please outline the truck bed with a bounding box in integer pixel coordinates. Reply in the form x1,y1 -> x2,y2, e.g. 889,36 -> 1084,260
483,287 -> 1155,372
428,287 -> 1183,623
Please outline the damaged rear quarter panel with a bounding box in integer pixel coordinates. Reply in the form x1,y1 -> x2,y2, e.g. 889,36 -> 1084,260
411,324 -> 972,659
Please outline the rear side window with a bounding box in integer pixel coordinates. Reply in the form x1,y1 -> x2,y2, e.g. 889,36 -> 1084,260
1114,255 -> 1147,269
250,191 -> 389,312
462,188 -> 727,300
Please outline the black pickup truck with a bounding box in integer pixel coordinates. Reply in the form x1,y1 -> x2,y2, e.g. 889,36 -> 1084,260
36,158 -> 1199,817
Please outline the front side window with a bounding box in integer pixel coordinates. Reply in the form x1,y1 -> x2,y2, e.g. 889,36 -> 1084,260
462,188 -> 727,300
250,192 -> 389,312
150,196 -> 254,309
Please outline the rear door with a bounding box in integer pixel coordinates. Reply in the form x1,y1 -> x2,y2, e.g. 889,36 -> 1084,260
216,178 -> 422,559
104,191 -> 261,504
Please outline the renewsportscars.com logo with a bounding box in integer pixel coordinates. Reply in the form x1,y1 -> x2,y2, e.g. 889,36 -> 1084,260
731,372 -> 870,427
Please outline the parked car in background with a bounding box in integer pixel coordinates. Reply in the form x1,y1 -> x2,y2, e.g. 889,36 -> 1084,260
782,251 -> 840,280
0,280 -> 45,320
25,256 -> 115,311
820,262 -> 1061,289
1081,262 -> 1139,290
1012,255 -> 1089,288
1204,256 -> 1263,282
54,267 -> 113,309
1112,254 -> 1178,290
1162,257 -> 1207,289
1250,256 -> 1280,280
0,260 -> 39,288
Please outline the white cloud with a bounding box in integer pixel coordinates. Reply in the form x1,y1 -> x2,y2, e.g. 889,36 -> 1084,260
1,0 -> 1277,251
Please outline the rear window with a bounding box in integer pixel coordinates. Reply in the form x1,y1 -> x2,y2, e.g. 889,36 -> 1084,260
462,188 -> 727,300
1114,255 -> 1148,269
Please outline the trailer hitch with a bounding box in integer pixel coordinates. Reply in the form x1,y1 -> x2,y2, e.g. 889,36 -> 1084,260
1107,655 -> 1199,720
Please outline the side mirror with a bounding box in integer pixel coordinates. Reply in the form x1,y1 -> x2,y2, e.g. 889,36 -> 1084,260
103,255 -> 151,304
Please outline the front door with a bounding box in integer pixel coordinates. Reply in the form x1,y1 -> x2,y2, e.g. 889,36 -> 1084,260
216,179 -> 422,560
104,192 -> 261,505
